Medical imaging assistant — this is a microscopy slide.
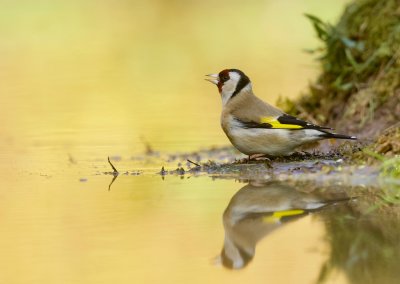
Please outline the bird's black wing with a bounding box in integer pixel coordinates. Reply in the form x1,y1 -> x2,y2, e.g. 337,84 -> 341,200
234,114 -> 333,130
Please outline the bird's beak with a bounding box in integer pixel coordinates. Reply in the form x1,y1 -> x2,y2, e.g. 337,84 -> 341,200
205,74 -> 219,85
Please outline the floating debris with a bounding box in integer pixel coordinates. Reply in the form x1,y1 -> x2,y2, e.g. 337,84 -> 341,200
175,167 -> 185,175
160,166 -> 167,176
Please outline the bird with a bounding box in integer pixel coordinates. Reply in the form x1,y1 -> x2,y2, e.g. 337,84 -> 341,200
205,69 -> 357,159
219,180 -> 350,269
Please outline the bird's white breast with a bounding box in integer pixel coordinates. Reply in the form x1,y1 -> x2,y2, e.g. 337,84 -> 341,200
221,115 -> 322,156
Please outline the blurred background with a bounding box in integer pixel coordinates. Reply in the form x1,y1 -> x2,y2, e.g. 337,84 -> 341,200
1,2 -> 368,284
0,0 -> 349,162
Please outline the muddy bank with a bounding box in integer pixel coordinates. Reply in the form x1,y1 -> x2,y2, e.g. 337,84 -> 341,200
113,143 -> 375,185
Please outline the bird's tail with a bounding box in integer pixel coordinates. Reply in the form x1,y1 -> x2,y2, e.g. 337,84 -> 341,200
319,131 -> 357,140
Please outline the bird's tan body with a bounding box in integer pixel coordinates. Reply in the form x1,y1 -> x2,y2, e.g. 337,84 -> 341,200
220,87 -> 320,156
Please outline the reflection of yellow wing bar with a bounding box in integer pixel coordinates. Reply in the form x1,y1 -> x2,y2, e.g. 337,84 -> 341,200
260,116 -> 303,129
273,209 -> 305,217
263,209 -> 305,223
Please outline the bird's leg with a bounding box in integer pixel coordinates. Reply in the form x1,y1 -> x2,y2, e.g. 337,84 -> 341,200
245,154 -> 273,164
249,154 -> 270,160
247,154 -> 273,168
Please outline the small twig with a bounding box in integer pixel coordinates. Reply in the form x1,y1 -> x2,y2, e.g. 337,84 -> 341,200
107,157 -> 119,191
108,156 -> 119,174
108,175 -> 118,191
187,159 -> 201,167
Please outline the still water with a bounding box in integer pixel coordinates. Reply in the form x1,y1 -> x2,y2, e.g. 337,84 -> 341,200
1,170 -> 399,284
2,0 -> 398,283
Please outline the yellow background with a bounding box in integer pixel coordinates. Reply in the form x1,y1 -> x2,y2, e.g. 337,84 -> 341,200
0,1 -> 351,283
1,0 -> 348,157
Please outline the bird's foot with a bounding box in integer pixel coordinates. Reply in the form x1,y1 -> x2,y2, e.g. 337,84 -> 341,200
245,154 -> 273,167
252,154 -> 273,168
249,154 -> 271,161
237,154 -> 273,165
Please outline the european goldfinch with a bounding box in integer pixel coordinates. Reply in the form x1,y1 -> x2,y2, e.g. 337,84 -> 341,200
206,69 -> 356,157
220,181 -> 349,269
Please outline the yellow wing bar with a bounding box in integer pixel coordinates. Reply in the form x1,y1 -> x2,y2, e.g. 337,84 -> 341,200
260,116 -> 303,129
263,209 -> 305,223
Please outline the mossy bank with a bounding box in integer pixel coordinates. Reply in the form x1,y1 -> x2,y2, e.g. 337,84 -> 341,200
278,0 -> 400,159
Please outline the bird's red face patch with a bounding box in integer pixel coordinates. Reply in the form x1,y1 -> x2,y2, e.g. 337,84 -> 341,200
218,70 -> 230,92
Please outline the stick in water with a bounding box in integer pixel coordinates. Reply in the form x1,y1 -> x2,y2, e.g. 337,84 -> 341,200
108,156 -> 119,174
187,159 -> 201,167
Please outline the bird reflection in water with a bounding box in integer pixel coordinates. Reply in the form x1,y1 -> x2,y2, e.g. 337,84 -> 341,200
219,180 -> 350,269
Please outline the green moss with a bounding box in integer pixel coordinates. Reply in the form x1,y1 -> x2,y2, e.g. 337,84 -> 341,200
359,126 -> 400,205
363,148 -> 400,179
279,0 -> 400,135
355,125 -> 400,158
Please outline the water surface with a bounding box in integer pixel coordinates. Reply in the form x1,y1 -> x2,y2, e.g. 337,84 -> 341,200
1,169 -> 399,283
3,1 -> 399,283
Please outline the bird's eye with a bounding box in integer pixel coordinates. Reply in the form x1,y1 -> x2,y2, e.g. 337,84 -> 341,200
221,75 -> 229,82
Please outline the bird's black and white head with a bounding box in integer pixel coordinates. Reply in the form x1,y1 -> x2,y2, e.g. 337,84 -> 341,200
206,69 -> 252,106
